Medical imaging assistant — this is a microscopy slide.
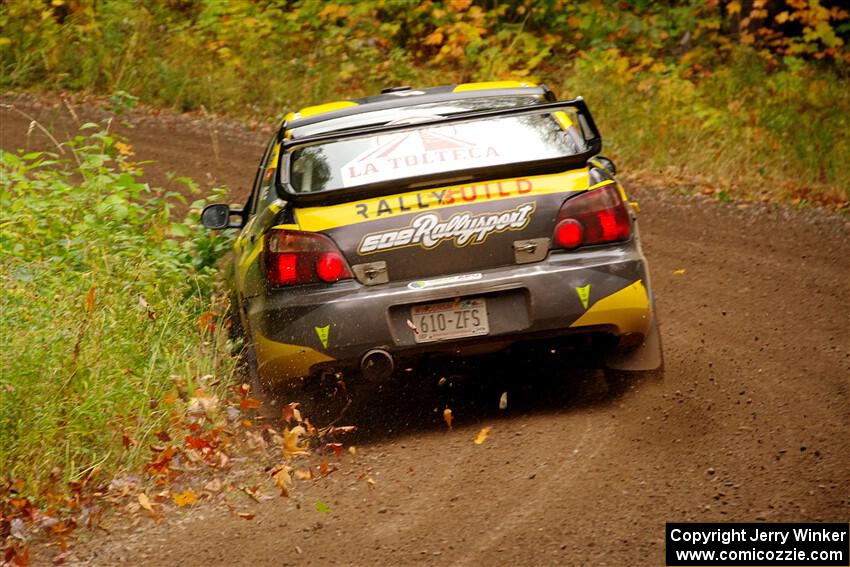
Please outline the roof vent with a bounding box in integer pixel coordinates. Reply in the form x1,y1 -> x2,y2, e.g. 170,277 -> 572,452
380,86 -> 412,94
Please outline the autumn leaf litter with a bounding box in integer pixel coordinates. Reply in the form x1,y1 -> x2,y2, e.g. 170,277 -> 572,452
4,376 -> 511,565
1,383 -> 361,565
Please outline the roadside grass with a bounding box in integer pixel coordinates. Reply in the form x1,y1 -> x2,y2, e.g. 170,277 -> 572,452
562,51 -> 850,207
0,124 -> 235,496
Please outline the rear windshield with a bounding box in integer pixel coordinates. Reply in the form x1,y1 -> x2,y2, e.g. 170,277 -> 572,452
287,110 -> 588,194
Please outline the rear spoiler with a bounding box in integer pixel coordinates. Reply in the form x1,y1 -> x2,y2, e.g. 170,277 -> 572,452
275,98 -> 602,207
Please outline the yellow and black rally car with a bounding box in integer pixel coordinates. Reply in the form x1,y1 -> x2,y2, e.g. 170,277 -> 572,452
202,81 -> 662,390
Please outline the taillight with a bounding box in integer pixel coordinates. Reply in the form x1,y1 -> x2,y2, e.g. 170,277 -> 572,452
315,252 -> 347,283
553,183 -> 631,250
554,219 -> 584,249
264,230 -> 353,287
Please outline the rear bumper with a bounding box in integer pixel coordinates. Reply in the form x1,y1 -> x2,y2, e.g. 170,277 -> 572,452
248,242 -> 654,381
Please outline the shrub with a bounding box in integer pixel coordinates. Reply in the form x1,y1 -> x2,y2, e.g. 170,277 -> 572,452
0,124 -> 234,493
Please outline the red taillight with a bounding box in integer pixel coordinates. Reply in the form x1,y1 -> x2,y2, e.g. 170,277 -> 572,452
554,219 -> 584,249
264,230 -> 353,287
269,253 -> 299,285
316,252 -> 346,283
552,183 -> 631,250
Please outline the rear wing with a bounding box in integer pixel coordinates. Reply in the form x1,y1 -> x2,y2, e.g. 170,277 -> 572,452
275,98 -> 602,207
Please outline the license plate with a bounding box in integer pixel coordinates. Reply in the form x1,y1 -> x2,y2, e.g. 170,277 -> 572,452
411,298 -> 489,343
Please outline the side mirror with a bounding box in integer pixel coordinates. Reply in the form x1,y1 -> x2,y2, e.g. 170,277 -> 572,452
201,204 -> 243,229
595,156 -> 617,176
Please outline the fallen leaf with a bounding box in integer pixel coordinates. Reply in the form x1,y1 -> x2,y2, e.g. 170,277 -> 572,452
10,518 -> 26,540
185,435 -> 212,451
172,489 -> 197,507
237,512 -> 255,520
270,464 -> 293,497
203,479 -> 223,493
314,500 -> 330,513
348,446 -> 357,456
474,426 -> 492,445
443,408 -> 453,430
239,396 -> 261,411
187,393 -> 219,418
9,497 -> 32,513
294,469 -> 313,481
48,521 -> 73,543
282,426 -> 309,459
499,392 -> 508,410
281,402 -> 302,424
4,542 -> 29,567
318,461 -> 338,477
673,268 -> 686,275
137,493 -> 155,513
324,442 -> 343,456
144,446 -> 175,477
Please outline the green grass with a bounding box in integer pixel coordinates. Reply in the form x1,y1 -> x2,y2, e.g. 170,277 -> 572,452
561,51 -> 850,205
0,125 -> 235,494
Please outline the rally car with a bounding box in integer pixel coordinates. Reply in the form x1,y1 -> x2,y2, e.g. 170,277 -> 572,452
202,81 -> 662,391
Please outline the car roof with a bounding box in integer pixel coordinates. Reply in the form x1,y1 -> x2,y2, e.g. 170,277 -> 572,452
282,81 -> 556,134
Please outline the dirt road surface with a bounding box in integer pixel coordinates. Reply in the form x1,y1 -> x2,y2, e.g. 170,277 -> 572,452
2,94 -> 848,567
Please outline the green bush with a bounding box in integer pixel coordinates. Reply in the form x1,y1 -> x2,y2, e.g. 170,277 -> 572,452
0,124 -> 234,492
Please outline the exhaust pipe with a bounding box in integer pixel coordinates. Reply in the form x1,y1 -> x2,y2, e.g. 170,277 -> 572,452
360,349 -> 395,381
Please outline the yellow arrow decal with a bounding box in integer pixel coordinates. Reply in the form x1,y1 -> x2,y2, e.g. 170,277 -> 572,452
315,325 -> 330,349
576,284 -> 591,310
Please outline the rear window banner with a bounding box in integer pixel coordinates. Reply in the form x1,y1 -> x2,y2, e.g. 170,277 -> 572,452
290,114 -> 581,194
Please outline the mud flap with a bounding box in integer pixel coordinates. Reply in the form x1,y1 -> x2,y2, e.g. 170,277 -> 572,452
604,316 -> 663,372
